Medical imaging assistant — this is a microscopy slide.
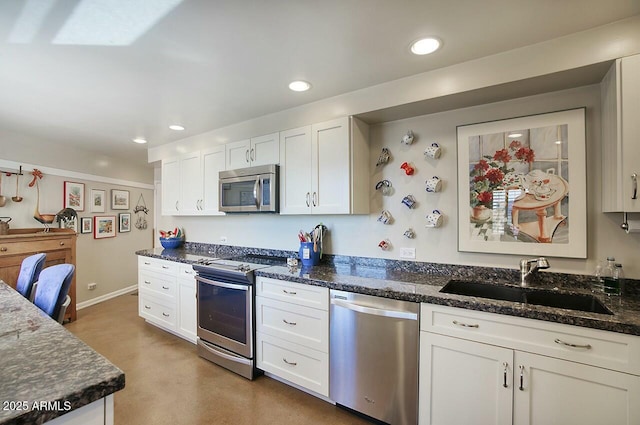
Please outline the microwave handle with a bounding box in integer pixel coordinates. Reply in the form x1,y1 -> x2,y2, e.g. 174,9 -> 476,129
253,177 -> 260,209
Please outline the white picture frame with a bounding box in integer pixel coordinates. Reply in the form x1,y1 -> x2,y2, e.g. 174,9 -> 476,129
91,189 -> 106,213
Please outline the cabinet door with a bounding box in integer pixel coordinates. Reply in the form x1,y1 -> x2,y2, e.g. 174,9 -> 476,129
161,157 -> 180,215
226,139 -> 251,170
201,146 -> 226,215
179,151 -> 202,215
420,333 -> 513,425
178,277 -> 197,343
250,132 -> 279,166
311,117 -> 350,214
279,126 -> 312,214
621,54 -> 640,212
514,351 -> 640,425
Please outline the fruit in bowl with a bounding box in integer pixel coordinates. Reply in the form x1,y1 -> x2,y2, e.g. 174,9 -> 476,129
159,228 -> 184,249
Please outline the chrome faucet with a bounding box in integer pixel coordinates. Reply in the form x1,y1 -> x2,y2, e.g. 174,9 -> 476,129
519,257 -> 550,286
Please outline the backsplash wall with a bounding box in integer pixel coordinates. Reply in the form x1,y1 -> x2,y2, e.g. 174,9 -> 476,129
157,84 -> 640,278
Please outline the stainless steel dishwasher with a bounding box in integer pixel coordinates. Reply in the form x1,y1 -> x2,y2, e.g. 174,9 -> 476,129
330,289 -> 419,425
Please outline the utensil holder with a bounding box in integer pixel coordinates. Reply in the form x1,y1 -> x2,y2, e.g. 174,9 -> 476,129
299,242 -> 320,267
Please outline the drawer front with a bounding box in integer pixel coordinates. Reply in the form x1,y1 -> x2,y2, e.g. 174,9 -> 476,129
139,291 -> 177,330
138,256 -> 178,274
0,237 -> 73,256
138,270 -> 177,299
256,296 -> 328,352
256,332 -> 329,397
178,263 -> 196,278
422,304 -> 640,375
256,277 -> 328,310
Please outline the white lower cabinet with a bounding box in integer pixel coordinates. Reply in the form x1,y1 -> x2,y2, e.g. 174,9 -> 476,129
255,277 -> 329,397
419,304 -> 640,425
137,256 -> 196,344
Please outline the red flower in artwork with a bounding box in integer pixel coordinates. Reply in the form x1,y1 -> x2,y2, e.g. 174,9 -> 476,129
515,147 -> 535,163
474,159 -> 490,171
485,168 -> 504,184
476,191 -> 493,205
493,149 -> 511,163
509,140 -> 522,150
473,175 -> 486,183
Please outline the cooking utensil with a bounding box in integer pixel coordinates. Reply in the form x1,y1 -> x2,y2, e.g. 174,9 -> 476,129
12,174 -> 22,202
0,174 -> 6,207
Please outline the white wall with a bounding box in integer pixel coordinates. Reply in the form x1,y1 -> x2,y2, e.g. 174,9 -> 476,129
157,84 -> 640,279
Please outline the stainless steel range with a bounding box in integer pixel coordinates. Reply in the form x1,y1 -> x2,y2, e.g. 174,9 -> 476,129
193,257 -> 270,380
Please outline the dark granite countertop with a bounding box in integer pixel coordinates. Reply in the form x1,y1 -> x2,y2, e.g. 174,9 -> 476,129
136,247 -> 640,337
0,282 -> 125,425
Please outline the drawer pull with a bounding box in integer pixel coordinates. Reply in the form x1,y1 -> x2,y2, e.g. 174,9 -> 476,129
0,247 -> 7,252
282,289 -> 297,295
282,319 -> 297,326
162,286 -> 169,290
59,242 -> 64,246
162,312 -> 170,317
282,358 -> 297,366
144,262 -> 151,265
453,320 -> 479,328
519,365 -> 525,391
162,266 -> 170,269
144,305 -> 151,309
554,338 -> 592,349
503,362 -> 508,388
144,280 -> 151,284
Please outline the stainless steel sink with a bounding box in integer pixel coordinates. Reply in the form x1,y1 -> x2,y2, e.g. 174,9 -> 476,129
440,280 -> 613,315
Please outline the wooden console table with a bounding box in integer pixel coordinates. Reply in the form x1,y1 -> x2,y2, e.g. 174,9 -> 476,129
0,228 -> 77,322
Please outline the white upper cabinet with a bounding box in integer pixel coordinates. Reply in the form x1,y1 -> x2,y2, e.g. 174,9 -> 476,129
161,146 -> 226,216
279,116 -> 370,215
602,54 -> 640,212
226,132 -> 280,169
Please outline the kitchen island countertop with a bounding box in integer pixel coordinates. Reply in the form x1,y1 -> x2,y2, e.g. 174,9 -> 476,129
137,247 -> 640,336
0,282 -> 124,425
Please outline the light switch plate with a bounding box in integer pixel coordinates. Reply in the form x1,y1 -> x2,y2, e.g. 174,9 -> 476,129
400,247 -> 416,259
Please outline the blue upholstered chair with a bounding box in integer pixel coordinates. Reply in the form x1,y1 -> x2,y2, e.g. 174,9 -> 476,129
15,253 -> 46,299
33,264 -> 75,324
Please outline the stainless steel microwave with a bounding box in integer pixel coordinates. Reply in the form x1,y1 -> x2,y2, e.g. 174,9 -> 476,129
219,164 -> 279,213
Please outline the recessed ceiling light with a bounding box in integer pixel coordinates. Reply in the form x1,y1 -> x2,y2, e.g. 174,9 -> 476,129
289,80 -> 311,92
169,124 -> 185,131
508,133 -> 523,138
410,37 -> 441,55
132,138 -> 147,144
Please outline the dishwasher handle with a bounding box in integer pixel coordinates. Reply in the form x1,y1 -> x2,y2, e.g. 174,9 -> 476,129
331,298 -> 418,320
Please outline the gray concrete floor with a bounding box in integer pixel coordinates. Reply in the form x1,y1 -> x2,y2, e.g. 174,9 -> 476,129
65,293 -> 372,425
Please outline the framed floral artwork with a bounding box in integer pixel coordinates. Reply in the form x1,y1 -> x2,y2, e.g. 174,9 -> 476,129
90,189 -> 106,213
118,213 -> 131,233
63,181 -> 85,211
456,108 -> 586,258
80,217 -> 92,234
94,215 -> 116,239
111,189 -> 129,210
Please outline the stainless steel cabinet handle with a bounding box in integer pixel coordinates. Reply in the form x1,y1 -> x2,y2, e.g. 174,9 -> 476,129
503,362 -> 508,388
250,148 -> 255,161
162,312 -> 170,317
312,192 -> 317,207
282,319 -> 297,326
162,286 -> 169,290
162,265 -> 170,269
632,173 -> 637,200
175,201 -> 179,211
144,280 -> 151,284
306,192 -> 310,207
554,338 -> 592,349
453,320 -> 479,328
246,149 -> 250,163
144,262 -> 151,265
283,289 -> 297,295
144,305 -> 151,309
282,358 -> 297,366
519,365 -> 525,391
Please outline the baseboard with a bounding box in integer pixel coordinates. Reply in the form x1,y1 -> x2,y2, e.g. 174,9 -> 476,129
76,284 -> 138,310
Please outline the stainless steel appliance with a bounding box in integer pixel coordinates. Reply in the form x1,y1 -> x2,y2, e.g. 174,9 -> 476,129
219,164 -> 279,213
330,290 -> 419,425
194,257 -> 270,380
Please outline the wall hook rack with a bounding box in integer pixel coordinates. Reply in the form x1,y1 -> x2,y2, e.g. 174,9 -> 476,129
0,165 -> 23,176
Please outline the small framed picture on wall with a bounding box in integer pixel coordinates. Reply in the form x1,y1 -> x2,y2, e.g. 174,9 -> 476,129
64,181 -> 85,211
80,217 -> 92,234
94,216 -> 116,239
111,189 -> 129,210
119,213 -> 131,233
90,189 -> 106,213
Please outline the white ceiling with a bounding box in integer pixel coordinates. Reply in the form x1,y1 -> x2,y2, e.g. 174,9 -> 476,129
1,0 -> 639,166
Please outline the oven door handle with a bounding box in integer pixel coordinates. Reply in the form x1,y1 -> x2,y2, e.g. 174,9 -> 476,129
196,276 -> 250,291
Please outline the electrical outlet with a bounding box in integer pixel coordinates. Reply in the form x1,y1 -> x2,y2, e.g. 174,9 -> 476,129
220,236 -> 228,243
88,282 -> 97,290
400,247 -> 416,259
